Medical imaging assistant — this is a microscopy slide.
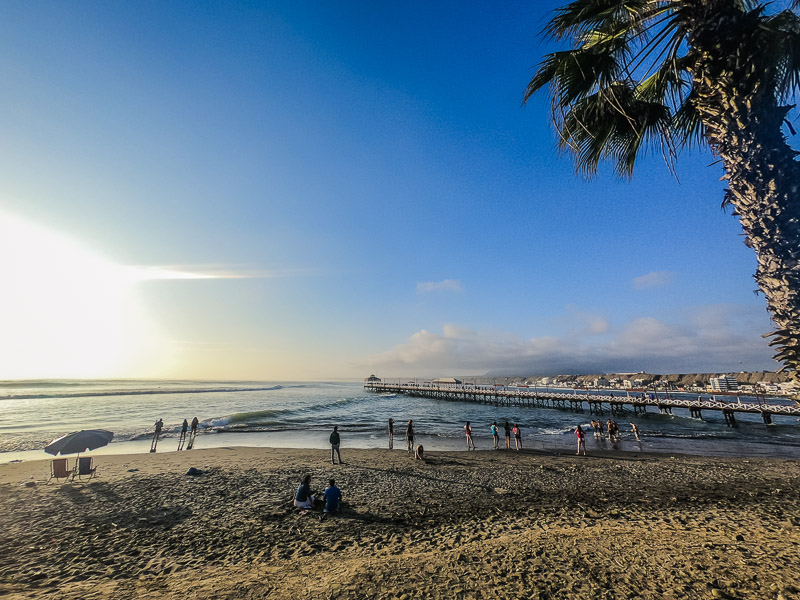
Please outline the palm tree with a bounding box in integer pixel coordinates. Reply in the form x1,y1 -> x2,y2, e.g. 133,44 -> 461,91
526,0 -> 800,390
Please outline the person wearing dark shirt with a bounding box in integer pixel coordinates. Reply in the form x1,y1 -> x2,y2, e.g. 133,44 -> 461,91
405,420 -> 414,454
330,425 -> 342,464
294,474 -> 315,510
324,479 -> 342,514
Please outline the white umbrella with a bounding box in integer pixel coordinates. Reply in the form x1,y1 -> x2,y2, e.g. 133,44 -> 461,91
44,429 -> 114,456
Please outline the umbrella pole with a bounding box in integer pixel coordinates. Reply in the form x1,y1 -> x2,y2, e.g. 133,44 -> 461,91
72,452 -> 80,481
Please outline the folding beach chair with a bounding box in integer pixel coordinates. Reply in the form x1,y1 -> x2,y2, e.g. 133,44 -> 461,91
48,458 -> 73,483
75,456 -> 97,481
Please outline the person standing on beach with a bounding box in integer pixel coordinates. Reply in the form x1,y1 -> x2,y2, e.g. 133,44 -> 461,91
491,421 -> 499,450
405,420 -> 414,454
323,479 -> 342,516
504,421 -> 511,450
150,418 -> 163,453
187,416 -> 199,450
388,418 -> 394,450
464,422 -> 475,450
177,419 -> 188,451
512,423 -> 522,451
330,425 -> 343,464
575,425 -> 587,456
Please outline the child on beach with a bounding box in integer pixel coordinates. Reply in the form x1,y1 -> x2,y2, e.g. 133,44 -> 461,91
415,444 -> 425,461
464,422 -> 475,450
491,421 -> 499,450
575,425 -> 586,456
323,479 -> 342,515
512,423 -> 522,451
630,422 -> 641,441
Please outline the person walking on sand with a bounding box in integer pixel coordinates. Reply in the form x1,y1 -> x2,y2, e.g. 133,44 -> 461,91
388,418 -> 394,450
294,474 -> 316,510
504,421 -> 511,450
464,421 -> 476,450
512,423 -> 522,451
405,420 -> 414,454
187,416 -> 199,450
177,419 -> 188,451
323,478 -> 342,516
491,421 -> 499,450
630,422 -> 641,441
150,418 -> 163,453
330,425 -> 343,464
575,425 -> 587,456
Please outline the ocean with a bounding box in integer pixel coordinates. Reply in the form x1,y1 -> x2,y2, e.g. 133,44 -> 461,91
1,379 -> 799,464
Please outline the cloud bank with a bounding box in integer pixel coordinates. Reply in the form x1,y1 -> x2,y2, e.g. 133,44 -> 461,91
363,305 -> 777,376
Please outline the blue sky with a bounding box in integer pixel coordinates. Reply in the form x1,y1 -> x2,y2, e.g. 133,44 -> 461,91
0,1 -> 780,379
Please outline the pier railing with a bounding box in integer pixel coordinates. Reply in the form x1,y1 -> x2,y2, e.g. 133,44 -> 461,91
364,382 -> 800,426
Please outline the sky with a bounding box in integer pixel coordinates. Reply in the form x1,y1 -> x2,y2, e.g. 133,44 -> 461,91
0,0 -> 785,380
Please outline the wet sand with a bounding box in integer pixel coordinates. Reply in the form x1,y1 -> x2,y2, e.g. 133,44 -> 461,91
1,447 -> 799,599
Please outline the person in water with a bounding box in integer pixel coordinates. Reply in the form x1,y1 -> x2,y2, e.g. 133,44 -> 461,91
150,418 -> 163,453
575,425 -> 587,456
177,419 -> 188,451
630,422 -> 641,441
512,423 -> 522,451
405,420 -> 414,454
464,421 -> 475,450
294,474 -> 315,510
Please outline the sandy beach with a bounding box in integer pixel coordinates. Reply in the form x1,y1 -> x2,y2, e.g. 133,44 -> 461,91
1,447 -> 799,599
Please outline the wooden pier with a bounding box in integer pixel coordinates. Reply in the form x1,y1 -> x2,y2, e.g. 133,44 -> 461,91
364,382 -> 800,427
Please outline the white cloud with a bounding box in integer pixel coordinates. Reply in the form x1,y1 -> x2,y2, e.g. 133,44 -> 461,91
416,279 -> 464,294
362,305 -> 777,376
632,270 -> 675,290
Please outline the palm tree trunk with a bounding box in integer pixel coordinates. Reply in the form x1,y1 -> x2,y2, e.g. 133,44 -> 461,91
689,10 -> 800,392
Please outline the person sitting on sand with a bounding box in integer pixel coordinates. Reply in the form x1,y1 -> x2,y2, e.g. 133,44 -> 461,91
464,421 -> 475,450
406,420 -> 414,454
415,444 -> 425,461
504,421 -> 511,450
294,474 -> 315,510
630,422 -> 641,441
323,478 -> 342,515
512,423 -> 522,451
575,425 -> 587,456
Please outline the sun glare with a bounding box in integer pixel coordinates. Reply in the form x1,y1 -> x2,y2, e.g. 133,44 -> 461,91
0,212 -> 169,378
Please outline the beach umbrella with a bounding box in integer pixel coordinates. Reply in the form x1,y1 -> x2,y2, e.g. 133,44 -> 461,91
44,429 -> 114,456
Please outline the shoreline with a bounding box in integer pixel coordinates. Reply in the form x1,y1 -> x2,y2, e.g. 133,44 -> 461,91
2,447 -> 800,598
4,423 -> 800,466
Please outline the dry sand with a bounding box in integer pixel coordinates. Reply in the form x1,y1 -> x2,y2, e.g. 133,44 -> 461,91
1,447 -> 799,599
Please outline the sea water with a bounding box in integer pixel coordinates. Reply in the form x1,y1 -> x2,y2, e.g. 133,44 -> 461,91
1,379 -> 799,463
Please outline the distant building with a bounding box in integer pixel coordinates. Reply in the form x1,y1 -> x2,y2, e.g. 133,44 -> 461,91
593,377 -> 609,387
623,380 -> 633,389
364,374 -> 381,383
710,375 -> 739,392
432,377 -> 463,386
